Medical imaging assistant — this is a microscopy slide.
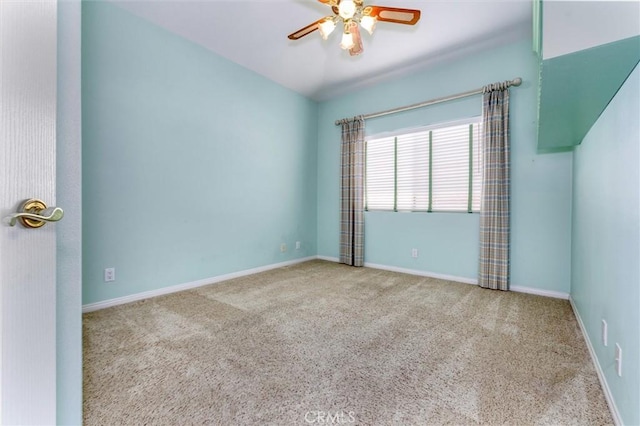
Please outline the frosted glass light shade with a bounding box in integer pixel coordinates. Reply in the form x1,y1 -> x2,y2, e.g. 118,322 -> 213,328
318,19 -> 336,40
340,31 -> 355,50
360,16 -> 376,35
338,0 -> 356,19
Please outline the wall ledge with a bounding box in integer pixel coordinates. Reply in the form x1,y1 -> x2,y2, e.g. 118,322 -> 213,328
569,296 -> 622,425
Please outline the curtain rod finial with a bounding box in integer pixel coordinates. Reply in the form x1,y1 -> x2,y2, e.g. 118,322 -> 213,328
511,77 -> 522,87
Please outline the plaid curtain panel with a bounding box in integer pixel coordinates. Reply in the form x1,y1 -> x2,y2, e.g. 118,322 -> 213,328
339,116 -> 365,267
479,83 -> 510,290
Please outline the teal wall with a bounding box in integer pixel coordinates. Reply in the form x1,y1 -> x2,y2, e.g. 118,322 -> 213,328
82,2 -> 318,304
571,64 -> 639,425
78,3 -> 638,422
57,0 -> 82,423
317,39 -> 573,293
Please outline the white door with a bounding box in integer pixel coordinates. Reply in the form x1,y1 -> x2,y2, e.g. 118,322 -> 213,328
0,0 -> 58,424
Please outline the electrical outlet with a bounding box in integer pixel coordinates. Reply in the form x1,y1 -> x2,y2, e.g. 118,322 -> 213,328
411,248 -> 418,258
104,267 -> 115,282
295,241 -> 301,250
602,319 -> 608,346
280,243 -> 287,253
615,343 -> 622,377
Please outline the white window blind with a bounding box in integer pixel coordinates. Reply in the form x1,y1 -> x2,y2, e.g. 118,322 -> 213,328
365,136 -> 395,210
397,131 -> 429,211
365,119 -> 482,213
471,123 -> 482,212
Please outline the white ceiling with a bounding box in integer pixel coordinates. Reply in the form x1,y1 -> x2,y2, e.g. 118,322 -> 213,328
111,0 -> 533,101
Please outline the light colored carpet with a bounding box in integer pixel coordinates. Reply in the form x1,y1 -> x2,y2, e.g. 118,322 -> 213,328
83,260 -> 612,425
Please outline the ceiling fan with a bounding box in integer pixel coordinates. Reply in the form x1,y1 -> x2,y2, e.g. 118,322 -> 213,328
288,0 -> 421,56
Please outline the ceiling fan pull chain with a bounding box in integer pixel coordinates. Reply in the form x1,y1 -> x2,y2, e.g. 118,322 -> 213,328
349,21 -> 363,56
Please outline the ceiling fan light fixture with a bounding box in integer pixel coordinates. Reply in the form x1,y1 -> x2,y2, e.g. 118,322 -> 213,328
340,31 -> 355,50
360,15 -> 376,35
288,1 -> 421,55
318,18 -> 337,40
338,0 -> 357,20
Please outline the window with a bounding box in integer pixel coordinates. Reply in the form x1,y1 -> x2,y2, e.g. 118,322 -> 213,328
365,119 -> 482,212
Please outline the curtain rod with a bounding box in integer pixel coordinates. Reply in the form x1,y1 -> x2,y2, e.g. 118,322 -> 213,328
335,77 -> 522,126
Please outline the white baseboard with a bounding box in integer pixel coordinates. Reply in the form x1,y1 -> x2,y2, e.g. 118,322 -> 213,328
569,296 -> 622,426
317,255 -> 339,263
317,257 -> 569,299
317,256 -> 475,284
363,261 -> 478,285
84,255 -> 569,313
510,285 -> 569,300
82,256 -> 317,313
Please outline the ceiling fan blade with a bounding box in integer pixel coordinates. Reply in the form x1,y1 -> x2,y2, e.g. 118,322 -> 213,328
365,6 -> 421,25
288,17 -> 326,40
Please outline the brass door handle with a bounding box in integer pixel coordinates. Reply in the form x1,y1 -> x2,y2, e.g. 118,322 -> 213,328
5,199 -> 64,228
